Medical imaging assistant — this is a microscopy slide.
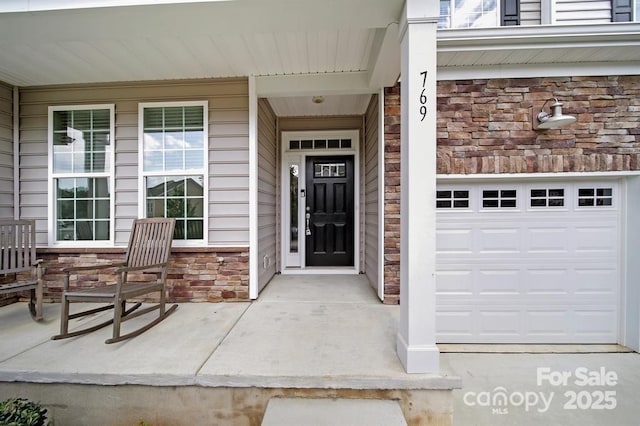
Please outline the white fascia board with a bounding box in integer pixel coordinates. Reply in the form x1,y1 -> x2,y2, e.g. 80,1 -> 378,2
256,72 -> 374,98
437,61 -> 640,80
437,23 -> 640,48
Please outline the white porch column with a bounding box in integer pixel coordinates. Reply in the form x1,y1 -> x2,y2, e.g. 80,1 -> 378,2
396,1 -> 440,374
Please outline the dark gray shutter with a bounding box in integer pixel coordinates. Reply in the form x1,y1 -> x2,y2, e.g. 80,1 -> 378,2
612,0 -> 633,22
501,0 -> 520,26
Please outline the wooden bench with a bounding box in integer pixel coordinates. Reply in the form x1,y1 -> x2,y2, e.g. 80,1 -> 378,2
0,219 -> 43,320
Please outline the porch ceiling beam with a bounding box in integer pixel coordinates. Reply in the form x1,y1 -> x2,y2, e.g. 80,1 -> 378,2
367,23 -> 401,89
255,72 -> 375,98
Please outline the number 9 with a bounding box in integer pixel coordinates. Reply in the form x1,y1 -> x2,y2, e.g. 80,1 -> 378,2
420,105 -> 427,121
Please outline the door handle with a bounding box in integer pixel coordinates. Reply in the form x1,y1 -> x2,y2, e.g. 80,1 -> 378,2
305,207 -> 311,236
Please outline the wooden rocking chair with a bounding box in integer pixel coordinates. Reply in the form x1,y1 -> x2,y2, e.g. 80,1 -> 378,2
52,218 -> 177,344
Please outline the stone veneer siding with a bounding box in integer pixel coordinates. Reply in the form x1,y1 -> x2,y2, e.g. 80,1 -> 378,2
39,249 -> 249,303
383,75 -> 640,303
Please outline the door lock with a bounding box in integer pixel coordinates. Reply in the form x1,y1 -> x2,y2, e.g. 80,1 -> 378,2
305,207 -> 311,236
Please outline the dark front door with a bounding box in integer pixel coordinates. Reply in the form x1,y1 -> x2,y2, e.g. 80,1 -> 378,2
305,156 -> 354,267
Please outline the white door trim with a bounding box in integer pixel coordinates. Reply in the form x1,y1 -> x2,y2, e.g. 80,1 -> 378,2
280,130 -> 360,274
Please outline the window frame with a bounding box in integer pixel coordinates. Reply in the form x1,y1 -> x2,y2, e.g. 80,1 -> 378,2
48,104 -> 116,247
138,101 -> 209,246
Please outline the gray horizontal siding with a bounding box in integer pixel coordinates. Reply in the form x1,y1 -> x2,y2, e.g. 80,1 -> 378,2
555,0 -> 612,23
521,0 -> 542,25
19,78 -> 249,246
364,95 -> 379,292
0,83 -> 13,220
257,98 -> 277,291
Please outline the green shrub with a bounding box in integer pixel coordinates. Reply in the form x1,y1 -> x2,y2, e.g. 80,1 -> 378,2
0,398 -> 49,426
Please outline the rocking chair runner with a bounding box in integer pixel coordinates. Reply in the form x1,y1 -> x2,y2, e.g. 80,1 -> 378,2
52,218 -> 177,344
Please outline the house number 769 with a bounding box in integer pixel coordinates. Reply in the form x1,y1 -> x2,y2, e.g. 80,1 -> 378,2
419,71 -> 428,122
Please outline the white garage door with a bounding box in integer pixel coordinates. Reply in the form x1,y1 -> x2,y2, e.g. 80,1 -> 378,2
436,180 -> 620,343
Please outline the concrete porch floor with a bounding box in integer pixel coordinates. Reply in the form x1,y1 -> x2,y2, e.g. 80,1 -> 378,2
0,274 -> 459,425
1,274 -> 638,425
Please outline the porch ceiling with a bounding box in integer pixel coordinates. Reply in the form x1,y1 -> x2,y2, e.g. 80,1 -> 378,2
1,3 -> 639,116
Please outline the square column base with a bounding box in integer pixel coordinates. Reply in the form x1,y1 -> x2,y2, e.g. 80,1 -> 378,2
397,333 -> 440,374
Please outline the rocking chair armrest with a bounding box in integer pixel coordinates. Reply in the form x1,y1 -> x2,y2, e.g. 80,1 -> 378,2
62,261 -> 127,273
115,263 -> 168,273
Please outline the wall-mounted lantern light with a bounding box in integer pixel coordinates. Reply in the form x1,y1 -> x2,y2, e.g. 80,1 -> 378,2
533,97 -> 576,130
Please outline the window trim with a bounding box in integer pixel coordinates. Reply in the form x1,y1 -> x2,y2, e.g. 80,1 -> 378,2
138,100 -> 209,246
48,104 -> 116,247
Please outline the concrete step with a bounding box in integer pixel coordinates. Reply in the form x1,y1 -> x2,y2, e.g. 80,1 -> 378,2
261,397 -> 407,426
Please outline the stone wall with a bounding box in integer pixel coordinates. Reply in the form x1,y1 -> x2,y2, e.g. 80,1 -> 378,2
382,85 -> 401,304
40,248 -> 250,303
383,75 -> 640,303
437,76 -> 640,174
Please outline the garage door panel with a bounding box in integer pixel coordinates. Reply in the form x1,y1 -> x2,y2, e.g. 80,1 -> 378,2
527,227 -> 571,253
436,270 -> 473,294
477,269 -> 520,295
574,225 -> 618,254
574,267 -> 618,295
436,180 -> 620,344
525,310 -> 570,336
479,310 -> 521,336
525,269 -> 570,295
477,228 -> 521,254
574,309 -> 617,338
436,228 -> 473,253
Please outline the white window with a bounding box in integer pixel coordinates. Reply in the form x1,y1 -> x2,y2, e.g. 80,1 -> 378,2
439,0 -> 499,29
577,187 -> 613,208
49,105 -> 114,245
139,101 -> 208,243
437,189 -> 470,209
482,189 -> 517,209
530,188 -> 565,208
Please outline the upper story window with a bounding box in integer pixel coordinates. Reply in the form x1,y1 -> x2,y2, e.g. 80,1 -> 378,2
439,0 -> 500,28
139,102 -> 208,243
49,105 -> 114,245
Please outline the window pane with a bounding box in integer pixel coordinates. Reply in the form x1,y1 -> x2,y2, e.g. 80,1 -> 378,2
186,220 -> 203,239
597,188 -> 612,197
167,198 -> 185,217
186,176 -> 204,196
164,107 -> 183,128
184,106 -> 204,127
289,164 -> 299,253
144,108 -> 163,128
453,200 -> 469,208
95,221 -> 109,240
187,199 -> 204,217
185,130 -> 205,149
437,200 -> 452,208
185,150 -> 204,169
165,150 -> 184,171
483,199 -> 499,208
437,190 -> 451,198
54,177 -> 110,241
483,190 -> 499,198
